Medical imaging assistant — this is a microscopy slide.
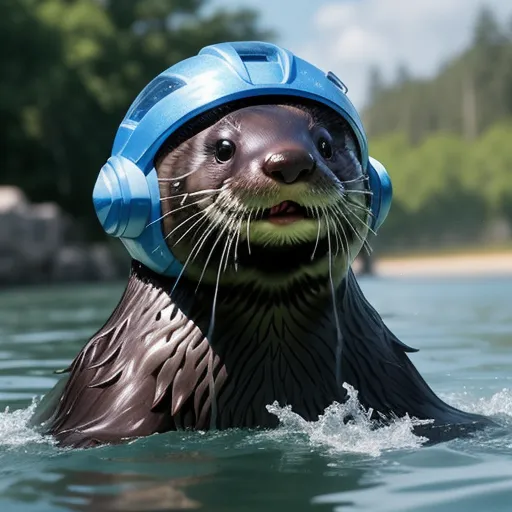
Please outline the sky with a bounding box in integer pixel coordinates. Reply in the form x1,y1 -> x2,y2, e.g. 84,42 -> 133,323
210,0 -> 512,109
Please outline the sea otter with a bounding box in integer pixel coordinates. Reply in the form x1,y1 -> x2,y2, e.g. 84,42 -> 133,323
33,42 -> 491,448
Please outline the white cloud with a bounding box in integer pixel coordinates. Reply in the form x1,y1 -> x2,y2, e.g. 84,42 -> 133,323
294,0 -> 512,109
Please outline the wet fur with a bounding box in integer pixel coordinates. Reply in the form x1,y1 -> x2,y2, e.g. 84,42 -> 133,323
35,100 -> 492,448
38,263 -> 489,448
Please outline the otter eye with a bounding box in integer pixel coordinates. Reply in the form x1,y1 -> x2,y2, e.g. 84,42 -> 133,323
215,139 -> 236,163
318,137 -> 333,159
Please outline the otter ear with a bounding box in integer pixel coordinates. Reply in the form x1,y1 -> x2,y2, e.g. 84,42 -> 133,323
367,157 -> 393,231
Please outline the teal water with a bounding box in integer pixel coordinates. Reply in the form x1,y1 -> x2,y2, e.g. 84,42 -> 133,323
0,276 -> 511,511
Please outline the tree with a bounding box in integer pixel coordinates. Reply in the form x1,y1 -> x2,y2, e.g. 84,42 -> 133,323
363,6 -> 512,143
473,6 -> 503,47
367,65 -> 385,103
1,0 -> 274,236
395,63 -> 411,86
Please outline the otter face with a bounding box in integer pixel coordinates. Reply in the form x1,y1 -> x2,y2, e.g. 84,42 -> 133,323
156,102 -> 371,289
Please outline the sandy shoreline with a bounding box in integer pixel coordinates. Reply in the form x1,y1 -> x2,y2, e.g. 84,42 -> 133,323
354,251 -> 512,278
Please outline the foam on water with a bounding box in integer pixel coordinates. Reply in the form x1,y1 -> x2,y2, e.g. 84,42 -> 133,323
264,384 -> 432,457
264,385 -> 512,458
444,388 -> 512,418
2,386 -> 512,454
0,400 -> 53,448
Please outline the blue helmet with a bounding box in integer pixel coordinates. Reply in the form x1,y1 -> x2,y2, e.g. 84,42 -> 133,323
93,41 -> 392,277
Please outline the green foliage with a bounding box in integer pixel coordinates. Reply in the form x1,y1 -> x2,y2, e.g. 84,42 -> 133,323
364,7 -> 512,143
370,122 -> 512,251
1,0 -> 273,235
365,6 -> 512,252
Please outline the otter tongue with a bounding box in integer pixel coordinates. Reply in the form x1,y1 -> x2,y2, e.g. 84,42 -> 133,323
269,201 -> 297,216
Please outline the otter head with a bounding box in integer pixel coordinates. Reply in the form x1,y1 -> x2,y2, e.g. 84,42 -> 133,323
155,100 -> 371,291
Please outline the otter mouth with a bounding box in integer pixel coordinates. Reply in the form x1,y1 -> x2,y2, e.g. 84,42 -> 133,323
237,236 -> 330,274
236,233 -> 332,274
238,200 -> 327,273
259,201 -> 313,225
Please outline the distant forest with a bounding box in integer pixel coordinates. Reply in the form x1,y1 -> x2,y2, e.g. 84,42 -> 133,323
2,2 -> 510,254
364,7 -> 512,252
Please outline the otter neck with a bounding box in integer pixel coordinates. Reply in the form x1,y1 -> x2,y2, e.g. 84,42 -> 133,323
170,273 -> 347,427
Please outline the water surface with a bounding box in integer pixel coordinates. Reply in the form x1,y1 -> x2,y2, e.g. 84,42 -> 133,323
0,276 -> 511,511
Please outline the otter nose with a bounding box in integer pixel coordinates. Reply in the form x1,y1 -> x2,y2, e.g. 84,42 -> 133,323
263,150 -> 315,184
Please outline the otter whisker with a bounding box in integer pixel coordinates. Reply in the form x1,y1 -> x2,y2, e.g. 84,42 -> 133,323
163,207 -> 211,240
325,217 -> 344,392
315,183 -> 348,257
233,213 -> 245,272
157,167 -> 202,181
310,206 -> 322,261
344,189 -> 373,197
333,202 -> 368,251
151,209 -> 207,255
147,197 -> 211,227
339,200 -> 375,255
223,215 -> 241,273
232,204 -> 249,271
331,209 -> 345,257
321,205 -> 338,256
211,193 -> 248,270
343,201 -> 378,237
206,223 -> 231,430
170,216 -> 219,296
195,220 -> 232,293
343,207 -> 375,256
339,175 -> 368,186
324,204 -> 343,257
172,198 -> 239,290
361,238 -> 374,256
151,208 -> 211,255
330,204 -> 352,259
189,220 -> 221,266
344,198 -> 375,219
246,211 -> 252,256
169,207 -> 213,246
160,189 -> 220,201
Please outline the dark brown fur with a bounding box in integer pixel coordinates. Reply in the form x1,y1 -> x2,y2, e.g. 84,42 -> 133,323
34,101 -> 493,448
36,263 -> 490,448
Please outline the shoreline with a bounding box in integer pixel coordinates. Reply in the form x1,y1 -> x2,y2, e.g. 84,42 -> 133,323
361,251 -> 512,278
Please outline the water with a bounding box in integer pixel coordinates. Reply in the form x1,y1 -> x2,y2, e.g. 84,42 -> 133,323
0,276 -> 511,511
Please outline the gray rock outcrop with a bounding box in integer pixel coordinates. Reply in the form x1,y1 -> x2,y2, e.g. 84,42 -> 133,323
0,186 -> 127,285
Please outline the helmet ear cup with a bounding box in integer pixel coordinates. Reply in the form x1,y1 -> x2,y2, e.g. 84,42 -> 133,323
93,156 -> 152,238
367,157 -> 393,231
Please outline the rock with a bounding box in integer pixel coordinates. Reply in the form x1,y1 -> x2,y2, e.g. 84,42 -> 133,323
51,246 -> 92,282
89,244 -> 127,281
0,186 -> 126,285
0,186 -> 28,214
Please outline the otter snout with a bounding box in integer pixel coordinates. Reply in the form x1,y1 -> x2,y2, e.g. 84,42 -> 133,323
262,149 -> 316,184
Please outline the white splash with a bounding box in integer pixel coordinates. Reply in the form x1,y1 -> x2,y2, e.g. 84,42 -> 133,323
443,388 -> 512,418
0,400 -> 53,447
265,384 -> 432,457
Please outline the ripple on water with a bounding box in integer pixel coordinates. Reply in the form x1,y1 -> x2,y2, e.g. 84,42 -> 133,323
3,385 -> 512,456
7,329 -> 93,344
313,457 -> 512,512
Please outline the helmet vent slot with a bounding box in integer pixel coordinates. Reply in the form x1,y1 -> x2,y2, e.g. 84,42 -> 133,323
326,71 -> 348,94
240,54 -> 270,62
